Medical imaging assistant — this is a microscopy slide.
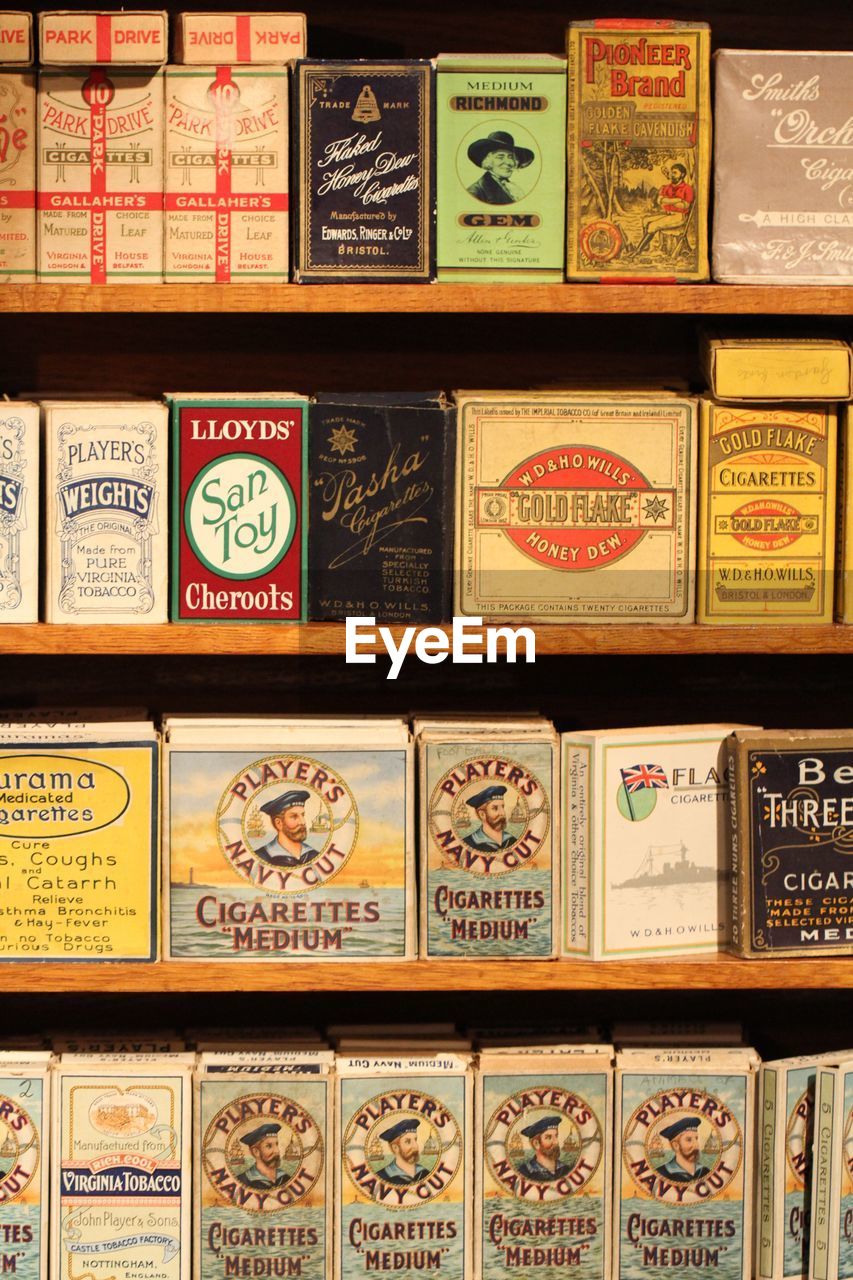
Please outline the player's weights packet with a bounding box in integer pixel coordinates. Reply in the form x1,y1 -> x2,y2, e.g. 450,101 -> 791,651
175,12 -> 306,65
567,20 -> 711,282
714,52 -> 853,283
698,402 -> 836,624
170,394 -> 307,622
38,67 -> 164,283
728,730 -> 853,958
455,391 -> 696,622
0,401 -> 37,619
336,1054 -> 473,1280
435,54 -> 566,281
476,1047 -> 612,1280
294,60 -> 432,282
165,65 -> 290,283
0,69 -> 35,282
39,11 -> 168,65
308,393 -> 454,623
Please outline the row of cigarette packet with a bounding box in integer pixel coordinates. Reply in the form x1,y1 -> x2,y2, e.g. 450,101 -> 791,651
1,1028 -> 852,1280
0,712 -> 849,964
2,12 -> 853,284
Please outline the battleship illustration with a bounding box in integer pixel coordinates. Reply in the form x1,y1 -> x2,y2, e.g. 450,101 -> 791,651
611,841 -> 725,889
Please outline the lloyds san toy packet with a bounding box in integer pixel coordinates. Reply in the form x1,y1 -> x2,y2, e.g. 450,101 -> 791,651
163,717 -> 415,960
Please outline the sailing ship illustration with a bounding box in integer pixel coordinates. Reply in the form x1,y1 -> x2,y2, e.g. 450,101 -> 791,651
611,841 -> 725,889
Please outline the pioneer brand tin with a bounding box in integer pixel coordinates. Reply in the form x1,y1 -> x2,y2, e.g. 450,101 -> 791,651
0,402 -> 37,619
175,12 -> 306,64
0,67 -> 35,281
39,11 -> 167,65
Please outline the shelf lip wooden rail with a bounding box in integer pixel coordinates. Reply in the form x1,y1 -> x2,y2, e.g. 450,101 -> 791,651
4,284 -> 853,315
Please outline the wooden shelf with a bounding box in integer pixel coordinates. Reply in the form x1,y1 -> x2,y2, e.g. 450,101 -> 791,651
4,284 -> 853,315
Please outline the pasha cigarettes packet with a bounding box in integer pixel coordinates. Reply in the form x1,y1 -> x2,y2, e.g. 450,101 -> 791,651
698,401 -> 836,624
43,400 -> 168,623
566,20 -> 711,282
476,1047 -> 612,1280
455,391 -> 697,622
562,724 -> 742,960
164,717 -> 416,961
38,67 -> 164,283
336,1053 -> 473,1280
0,1057 -> 49,1280
169,393 -> 308,621
0,70 -> 35,281
175,13 -> 306,65
0,13 -> 31,65
808,1058 -> 853,1280
728,730 -> 853,959
195,1051 -> 333,1280
0,401 -> 37,619
39,11 -> 168,66
165,65 -> 290,283
435,54 -> 566,281
703,336 -> 853,404
416,717 -> 559,959
52,1056 -> 192,1280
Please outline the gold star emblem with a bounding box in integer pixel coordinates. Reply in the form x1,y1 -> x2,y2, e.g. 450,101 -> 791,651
328,425 -> 357,456
643,496 -> 669,523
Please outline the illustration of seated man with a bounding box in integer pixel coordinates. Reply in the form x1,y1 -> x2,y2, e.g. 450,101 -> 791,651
237,1123 -> 289,1190
462,785 -> 515,852
253,790 -> 320,868
517,1115 -> 575,1182
628,163 -> 694,257
656,1116 -> 711,1183
378,1118 -> 429,1185
467,130 -> 534,205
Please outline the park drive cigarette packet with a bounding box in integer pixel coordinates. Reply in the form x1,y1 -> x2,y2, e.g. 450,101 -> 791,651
614,1047 -> 758,1280
164,717 -> 416,961
0,12 -> 31,63
702,336 -> 853,404
52,1054 -> 194,1280
0,17 -> 35,283
165,65 -> 290,283
562,724 -> 741,961
455,391 -> 696,622
476,1047 -> 612,1280
435,54 -> 566,281
195,1051 -> 333,1280
416,717 -> 559,958
698,401 -> 836,624
39,12 -> 168,65
0,1053 -> 50,1280
0,402 -> 37,619
43,400 -> 168,623
336,1053 -> 473,1280
566,20 -> 711,282
175,13 -> 306,64
808,1058 -> 853,1280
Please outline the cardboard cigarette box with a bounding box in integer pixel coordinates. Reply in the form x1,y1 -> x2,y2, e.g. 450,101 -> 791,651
0,401 -> 37,619
336,1053 -> 473,1280
567,20 -> 711,281
0,1057 -> 50,1280
809,1059 -> 853,1280
455,391 -> 697,622
165,66 -> 290,282
838,405 -> 853,621
435,54 -> 566,281
175,13 -> 306,65
698,401 -> 836,624
0,71 -> 35,281
703,336 -> 853,404
39,11 -> 168,66
0,12 -> 31,65
38,68 -> 164,283
43,401 -> 168,623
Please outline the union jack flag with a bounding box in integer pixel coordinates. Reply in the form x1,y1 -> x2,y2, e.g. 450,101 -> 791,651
620,763 -> 669,794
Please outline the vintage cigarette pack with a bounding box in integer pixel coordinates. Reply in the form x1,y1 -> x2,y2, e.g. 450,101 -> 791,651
417,718 -> 559,958
714,52 -> 853,284
308,393 -> 455,623
0,723 -> 158,960
164,717 -> 416,961
0,1056 -> 50,1280
614,1047 -> 758,1280
0,13 -> 32,64
757,1053 -> 844,1280
336,1053 -> 473,1280
703,336 -> 853,404
53,1034 -> 184,1053
476,1047 -> 612,1280
456,391 -> 697,622
196,1051 -> 333,1280
39,11 -> 167,65
0,402 -> 37,619
698,402 -> 836,624
52,1056 -> 193,1280
175,13 -> 306,65
165,65 -> 290,283
562,724 -> 740,960
727,730 -> 853,959
38,68 -> 164,282
0,65 -> 35,282
169,393 -> 308,622
839,405 -> 853,621
435,54 -> 566,281
566,20 -> 711,282
809,1058 -> 853,1280
43,400 -> 168,623
294,60 -> 432,282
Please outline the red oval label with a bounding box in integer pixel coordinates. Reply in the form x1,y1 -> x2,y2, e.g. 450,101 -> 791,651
727,499 -> 807,552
